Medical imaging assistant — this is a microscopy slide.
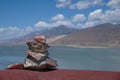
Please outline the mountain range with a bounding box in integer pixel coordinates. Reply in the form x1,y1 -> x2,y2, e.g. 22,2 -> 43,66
51,23 -> 120,46
1,23 -> 120,47
1,25 -> 78,45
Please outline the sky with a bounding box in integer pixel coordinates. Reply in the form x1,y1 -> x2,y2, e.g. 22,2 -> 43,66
0,0 -> 120,40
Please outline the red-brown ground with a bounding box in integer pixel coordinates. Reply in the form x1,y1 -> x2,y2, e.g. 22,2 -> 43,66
0,69 -> 120,80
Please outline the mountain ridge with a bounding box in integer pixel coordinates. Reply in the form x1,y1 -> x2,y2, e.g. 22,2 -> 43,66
0,25 -> 78,45
51,23 -> 120,46
1,23 -> 120,47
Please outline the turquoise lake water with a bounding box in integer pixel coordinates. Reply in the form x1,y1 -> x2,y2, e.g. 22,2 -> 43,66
0,46 -> 120,71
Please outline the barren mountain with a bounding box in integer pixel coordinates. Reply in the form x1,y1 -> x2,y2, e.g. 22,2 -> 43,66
1,25 -> 78,45
51,23 -> 120,46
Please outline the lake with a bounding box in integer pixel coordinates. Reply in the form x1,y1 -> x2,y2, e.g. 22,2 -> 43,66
0,45 -> 120,72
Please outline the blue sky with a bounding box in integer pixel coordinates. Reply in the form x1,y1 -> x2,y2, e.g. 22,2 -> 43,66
0,0 -> 120,40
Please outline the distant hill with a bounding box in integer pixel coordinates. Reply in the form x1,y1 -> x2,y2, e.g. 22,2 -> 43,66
1,25 -> 78,45
51,23 -> 120,46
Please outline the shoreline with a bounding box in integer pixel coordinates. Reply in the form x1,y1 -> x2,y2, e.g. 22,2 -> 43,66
49,44 -> 120,48
65,45 -> 112,48
1,44 -> 120,48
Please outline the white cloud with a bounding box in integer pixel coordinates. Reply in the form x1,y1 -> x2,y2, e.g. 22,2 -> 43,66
6,27 -> 20,37
76,23 -> 84,29
16,27 -> 35,37
103,9 -> 120,24
83,21 -> 102,28
73,0 -> 103,10
88,9 -> 103,21
72,14 -> 86,22
26,26 -> 33,32
34,16 -> 73,28
34,13 -> 75,28
0,26 -> 35,40
92,0 -> 103,5
0,27 -> 20,39
0,27 -> 4,33
86,8 -> 120,28
107,0 -> 120,9
8,27 -> 20,32
52,20 -> 74,27
70,1 -> 91,10
56,0 -> 103,10
51,14 -> 65,21
56,0 -> 71,8
33,8 -> 120,29
34,21 -> 49,28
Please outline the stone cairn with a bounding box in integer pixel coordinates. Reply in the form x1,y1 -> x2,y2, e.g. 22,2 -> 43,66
23,36 -> 57,70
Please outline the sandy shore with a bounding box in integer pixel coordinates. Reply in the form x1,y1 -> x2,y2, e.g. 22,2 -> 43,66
0,69 -> 120,80
65,45 -> 112,48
